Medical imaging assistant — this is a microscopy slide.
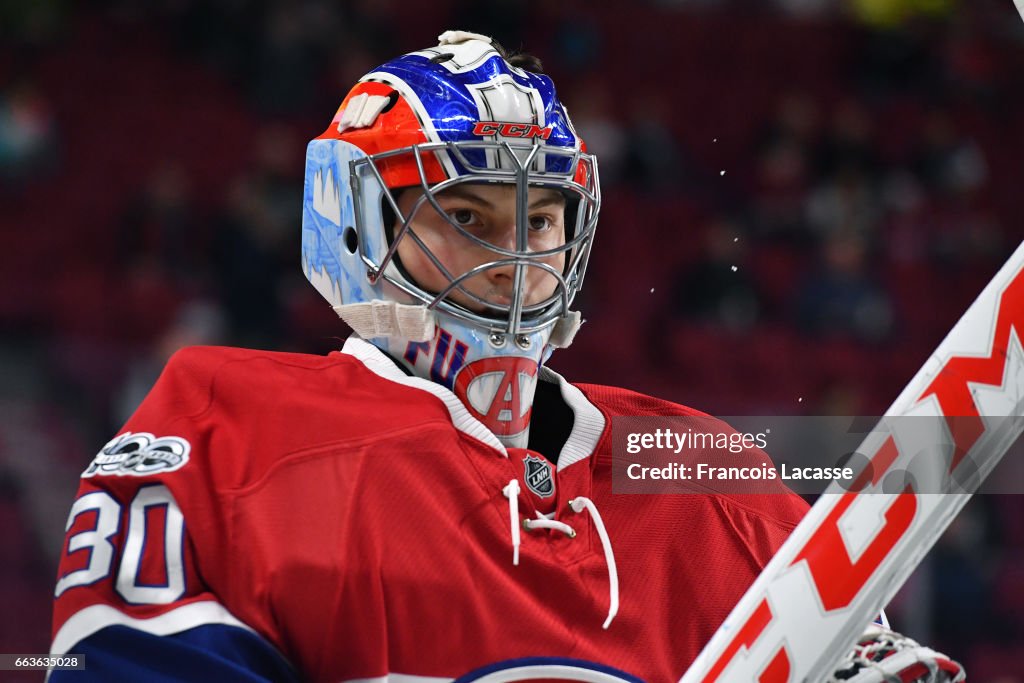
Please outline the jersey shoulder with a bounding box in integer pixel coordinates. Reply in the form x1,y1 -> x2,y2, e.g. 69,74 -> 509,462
107,345 -> 456,490
576,381 -> 809,530
156,344 -> 377,397
573,382 -> 712,419
146,343 -> 450,426
134,344 -> 364,418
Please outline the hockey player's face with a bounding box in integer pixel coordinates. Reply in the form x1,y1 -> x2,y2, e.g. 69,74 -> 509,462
395,184 -> 567,313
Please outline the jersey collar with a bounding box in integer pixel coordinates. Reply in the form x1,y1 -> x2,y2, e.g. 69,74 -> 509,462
537,365 -> 606,471
341,335 -> 606,469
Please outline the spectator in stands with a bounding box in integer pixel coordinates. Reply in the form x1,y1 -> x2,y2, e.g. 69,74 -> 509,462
752,138 -> 813,243
118,161 -> 197,285
671,215 -> 760,332
910,110 -> 987,196
794,232 -> 893,342
907,110 -> 1004,269
453,0 -> 528,55
805,163 -> 883,245
211,125 -> 300,346
750,92 -> 820,243
566,79 -> 627,186
543,0 -> 603,70
620,95 -> 689,193
0,80 -> 58,188
757,91 -> 822,165
814,100 -> 880,179
248,4 -> 321,115
930,501 -> 996,652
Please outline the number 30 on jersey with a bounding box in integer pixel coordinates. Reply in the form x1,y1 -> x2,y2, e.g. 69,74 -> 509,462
55,484 -> 186,605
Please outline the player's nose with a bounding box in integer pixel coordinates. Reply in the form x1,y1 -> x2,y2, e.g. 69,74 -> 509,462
484,258 -> 516,292
477,222 -> 517,269
480,255 -> 519,305
486,219 -> 519,253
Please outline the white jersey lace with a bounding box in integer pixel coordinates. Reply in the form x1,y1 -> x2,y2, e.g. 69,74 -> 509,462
502,481 -> 620,629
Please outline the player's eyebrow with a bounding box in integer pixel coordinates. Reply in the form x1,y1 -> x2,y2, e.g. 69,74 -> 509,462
437,186 -> 566,211
437,186 -> 496,209
528,193 -> 566,210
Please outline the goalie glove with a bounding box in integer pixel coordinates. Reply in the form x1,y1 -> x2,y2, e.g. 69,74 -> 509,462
827,624 -> 966,683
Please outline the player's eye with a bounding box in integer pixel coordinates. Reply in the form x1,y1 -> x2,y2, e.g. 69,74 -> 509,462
528,215 -> 552,232
448,209 -> 479,227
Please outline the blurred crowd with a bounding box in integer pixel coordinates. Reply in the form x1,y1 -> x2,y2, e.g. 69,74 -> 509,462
1,0 -> 1023,678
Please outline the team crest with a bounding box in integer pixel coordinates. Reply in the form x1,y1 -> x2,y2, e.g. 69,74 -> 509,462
83,432 -> 191,478
453,355 -> 540,439
523,454 -> 555,498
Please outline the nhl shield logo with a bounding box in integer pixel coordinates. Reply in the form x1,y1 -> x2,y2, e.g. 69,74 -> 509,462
523,454 -> 555,498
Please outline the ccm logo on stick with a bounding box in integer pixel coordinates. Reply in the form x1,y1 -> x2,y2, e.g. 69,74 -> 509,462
472,121 -> 553,139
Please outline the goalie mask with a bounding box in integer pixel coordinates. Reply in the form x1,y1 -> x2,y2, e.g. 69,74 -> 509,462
301,31 -> 600,448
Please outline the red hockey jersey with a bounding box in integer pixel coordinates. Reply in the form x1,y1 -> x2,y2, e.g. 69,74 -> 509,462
51,337 -> 809,683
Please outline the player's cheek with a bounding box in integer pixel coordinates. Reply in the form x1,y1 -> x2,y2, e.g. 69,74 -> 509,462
528,257 -> 564,303
398,236 -> 447,291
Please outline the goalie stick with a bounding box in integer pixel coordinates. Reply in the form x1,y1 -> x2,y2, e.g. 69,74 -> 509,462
678,240 -> 1024,683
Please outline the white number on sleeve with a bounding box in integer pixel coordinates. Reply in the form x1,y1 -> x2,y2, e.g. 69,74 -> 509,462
116,485 -> 187,604
56,484 -> 187,605
55,491 -> 122,598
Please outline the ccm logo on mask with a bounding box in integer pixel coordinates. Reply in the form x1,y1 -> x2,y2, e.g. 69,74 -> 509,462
472,121 -> 553,139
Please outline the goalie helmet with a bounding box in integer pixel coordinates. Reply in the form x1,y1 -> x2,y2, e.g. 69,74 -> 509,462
301,31 -> 600,448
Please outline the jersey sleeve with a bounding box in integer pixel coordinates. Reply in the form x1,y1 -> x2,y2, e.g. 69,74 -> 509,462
50,348 -> 297,681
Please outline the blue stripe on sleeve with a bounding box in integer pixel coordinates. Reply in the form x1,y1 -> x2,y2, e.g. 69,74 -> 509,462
50,623 -> 299,682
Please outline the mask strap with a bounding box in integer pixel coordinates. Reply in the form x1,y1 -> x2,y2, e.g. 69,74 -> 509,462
334,300 -> 435,342
548,311 -> 582,349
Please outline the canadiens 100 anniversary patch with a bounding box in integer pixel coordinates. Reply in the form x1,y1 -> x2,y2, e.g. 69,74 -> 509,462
83,432 -> 191,477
